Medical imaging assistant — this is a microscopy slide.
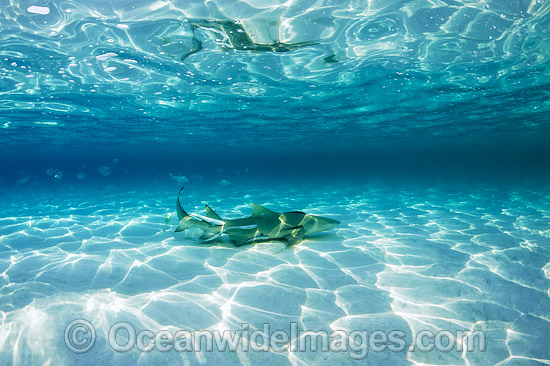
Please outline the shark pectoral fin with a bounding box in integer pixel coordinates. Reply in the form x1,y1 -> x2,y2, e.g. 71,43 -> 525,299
227,227 -> 260,247
205,205 -> 223,220
251,202 -> 277,217
274,225 -> 302,237
284,226 -> 306,247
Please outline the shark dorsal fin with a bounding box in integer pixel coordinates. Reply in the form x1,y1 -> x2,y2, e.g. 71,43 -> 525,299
205,205 -> 223,220
251,203 -> 277,217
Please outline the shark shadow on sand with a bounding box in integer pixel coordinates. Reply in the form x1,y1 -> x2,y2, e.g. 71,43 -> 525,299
174,187 -> 340,247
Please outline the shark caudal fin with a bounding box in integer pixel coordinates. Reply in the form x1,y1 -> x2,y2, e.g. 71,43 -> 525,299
175,186 -> 224,236
176,186 -> 190,221
175,186 -> 197,232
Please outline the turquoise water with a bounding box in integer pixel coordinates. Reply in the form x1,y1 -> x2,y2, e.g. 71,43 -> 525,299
1,1 -> 550,365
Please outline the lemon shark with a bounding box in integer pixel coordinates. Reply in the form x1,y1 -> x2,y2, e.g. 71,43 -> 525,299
174,187 -> 340,246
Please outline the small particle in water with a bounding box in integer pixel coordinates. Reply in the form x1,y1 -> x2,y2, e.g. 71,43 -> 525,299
219,179 -> 231,186
96,52 -> 117,61
104,66 -> 116,72
112,158 -> 119,165
46,168 -> 63,179
97,166 -> 112,176
245,167 -> 249,173
16,171 -> 31,184
116,24 -> 129,30
34,121 -> 58,125
27,5 -> 50,15
76,171 -> 86,179
170,173 -> 189,183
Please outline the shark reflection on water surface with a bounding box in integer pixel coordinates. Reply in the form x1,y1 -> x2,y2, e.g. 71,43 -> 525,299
179,19 -> 318,61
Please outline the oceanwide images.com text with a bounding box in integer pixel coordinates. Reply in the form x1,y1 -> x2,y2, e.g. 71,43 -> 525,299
65,320 -> 486,360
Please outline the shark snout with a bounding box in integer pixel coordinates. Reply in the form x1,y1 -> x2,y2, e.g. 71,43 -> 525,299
324,218 -> 341,229
308,216 -> 341,233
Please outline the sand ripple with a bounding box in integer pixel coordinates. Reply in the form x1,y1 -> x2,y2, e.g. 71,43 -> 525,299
0,183 -> 549,365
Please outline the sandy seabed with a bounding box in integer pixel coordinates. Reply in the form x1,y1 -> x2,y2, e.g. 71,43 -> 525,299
0,182 -> 549,365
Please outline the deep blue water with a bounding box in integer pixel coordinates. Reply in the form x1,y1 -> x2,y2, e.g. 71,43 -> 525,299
1,1 -> 550,365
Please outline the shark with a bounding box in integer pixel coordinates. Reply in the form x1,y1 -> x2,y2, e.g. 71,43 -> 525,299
174,187 -> 340,247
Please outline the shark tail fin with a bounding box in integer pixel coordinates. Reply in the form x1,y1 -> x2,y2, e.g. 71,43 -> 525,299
174,186 -> 224,236
176,186 -> 190,220
175,186 -> 195,232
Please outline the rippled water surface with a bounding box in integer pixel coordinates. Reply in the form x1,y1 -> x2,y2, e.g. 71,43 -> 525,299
1,0 -> 549,154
